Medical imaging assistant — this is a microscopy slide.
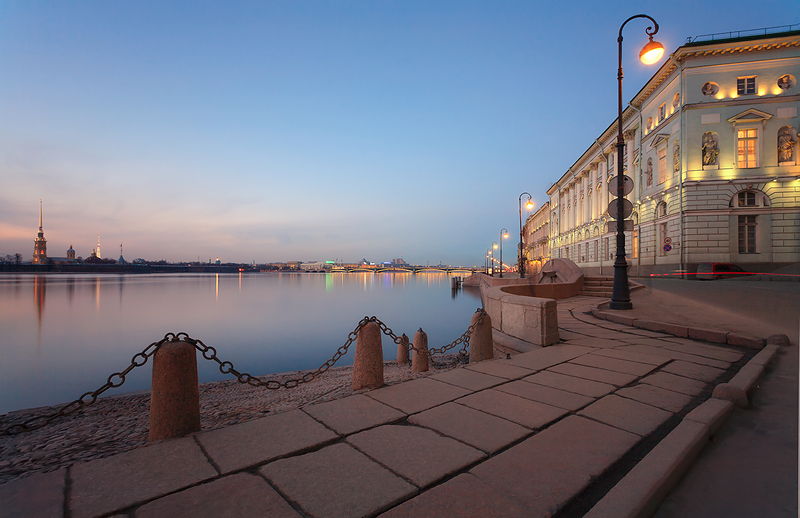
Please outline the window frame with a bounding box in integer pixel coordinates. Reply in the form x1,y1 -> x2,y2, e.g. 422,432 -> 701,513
736,126 -> 759,168
736,76 -> 757,95
737,215 -> 757,254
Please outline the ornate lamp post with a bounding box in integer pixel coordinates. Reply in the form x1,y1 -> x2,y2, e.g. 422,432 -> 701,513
498,228 -> 509,278
490,244 -> 497,276
610,14 -> 665,310
518,193 -> 535,279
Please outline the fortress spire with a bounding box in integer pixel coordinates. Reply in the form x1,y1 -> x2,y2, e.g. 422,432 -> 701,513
33,199 -> 48,264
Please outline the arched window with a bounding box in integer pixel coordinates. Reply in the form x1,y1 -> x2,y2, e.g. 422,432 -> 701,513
728,189 -> 770,208
655,201 -> 667,219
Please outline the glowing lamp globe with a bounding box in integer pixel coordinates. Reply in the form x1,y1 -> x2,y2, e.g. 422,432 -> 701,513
525,200 -> 535,211
639,38 -> 665,65
502,233 -> 509,239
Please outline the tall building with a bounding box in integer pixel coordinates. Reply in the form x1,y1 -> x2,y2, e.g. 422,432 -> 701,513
522,201 -> 551,274
67,245 -> 76,260
32,200 -> 47,264
545,27 -> 799,276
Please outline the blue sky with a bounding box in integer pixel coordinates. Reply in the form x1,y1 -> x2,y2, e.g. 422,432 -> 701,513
0,1 -> 793,264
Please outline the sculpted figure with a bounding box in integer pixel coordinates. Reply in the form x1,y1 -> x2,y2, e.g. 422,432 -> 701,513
778,126 -> 797,163
702,132 -> 719,166
777,74 -> 793,90
701,82 -> 719,96
646,158 -> 653,186
673,143 -> 680,174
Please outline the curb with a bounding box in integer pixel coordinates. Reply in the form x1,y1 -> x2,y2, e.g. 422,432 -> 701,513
584,399 -> 734,518
711,344 -> 779,408
590,309 -> 788,350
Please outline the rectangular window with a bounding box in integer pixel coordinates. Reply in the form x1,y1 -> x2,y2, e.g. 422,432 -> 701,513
738,191 -> 756,207
738,215 -> 757,253
737,76 -> 756,95
657,147 -> 667,184
632,229 -> 639,259
658,103 -> 666,122
659,223 -> 668,256
737,128 -> 758,168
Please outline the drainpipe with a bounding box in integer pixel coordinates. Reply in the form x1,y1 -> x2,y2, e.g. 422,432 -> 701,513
679,63 -> 686,278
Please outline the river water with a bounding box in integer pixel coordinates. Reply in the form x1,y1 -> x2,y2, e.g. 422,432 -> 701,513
0,272 -> 480,413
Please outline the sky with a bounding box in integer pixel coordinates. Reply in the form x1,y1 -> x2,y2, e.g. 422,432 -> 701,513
0,1 -> 794,265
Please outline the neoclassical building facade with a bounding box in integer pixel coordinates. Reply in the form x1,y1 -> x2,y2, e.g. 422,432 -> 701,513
522,201 -> 550,274
541,29 -> 799,276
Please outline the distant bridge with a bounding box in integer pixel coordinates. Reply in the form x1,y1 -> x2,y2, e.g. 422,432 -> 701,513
329,266 -> 480,274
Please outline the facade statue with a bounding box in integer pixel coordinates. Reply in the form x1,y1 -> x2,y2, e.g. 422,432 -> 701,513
778,126 -> 797,163
673,143 -> 681,174
701,82 -> 719,96
646,158 -> 653,186
777,74 -> 793,90
702,132 -> 719,166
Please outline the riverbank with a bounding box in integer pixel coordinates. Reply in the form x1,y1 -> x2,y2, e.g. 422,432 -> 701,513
0,357 -> 460,484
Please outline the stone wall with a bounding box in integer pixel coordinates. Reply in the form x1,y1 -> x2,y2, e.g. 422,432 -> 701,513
483,285 -> 559,346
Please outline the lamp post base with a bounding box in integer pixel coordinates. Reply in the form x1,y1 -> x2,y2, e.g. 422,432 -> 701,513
608,300 -> 633,310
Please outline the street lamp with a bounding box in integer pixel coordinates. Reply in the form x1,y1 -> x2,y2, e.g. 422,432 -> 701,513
499,228 -> 509,278
610,14 -> 664,311
518,192 -> 535,279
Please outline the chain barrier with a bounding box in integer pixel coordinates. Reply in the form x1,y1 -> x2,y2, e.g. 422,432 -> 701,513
1,310 -> 485,436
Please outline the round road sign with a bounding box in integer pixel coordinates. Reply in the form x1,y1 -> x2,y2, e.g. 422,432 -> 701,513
606,198 -> 633,220
609,175 -> 634,197
664,244 -> 672,252
664,237 -> 672,245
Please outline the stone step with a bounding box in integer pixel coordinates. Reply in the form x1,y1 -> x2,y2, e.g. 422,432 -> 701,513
581,286 -> 613,293
578,291 -> 612,297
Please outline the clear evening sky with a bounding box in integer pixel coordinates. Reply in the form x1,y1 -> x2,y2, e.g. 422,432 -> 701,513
0,1 -> 793,265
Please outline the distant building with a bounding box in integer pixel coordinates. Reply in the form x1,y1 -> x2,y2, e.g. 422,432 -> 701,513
32,200 -> 47,264
66,245 -> 76,260
522,201 -> 551,274
300,261 -> 331,271
118,243 -> 127,264
391,258 -> 408,265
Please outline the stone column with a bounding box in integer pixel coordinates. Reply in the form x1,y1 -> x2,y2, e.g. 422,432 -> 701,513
411,328 -> 429,373
352,321 -> 384,390
396,333 -> 409,364
469,310 -> 494,363
148,340 -> 200,442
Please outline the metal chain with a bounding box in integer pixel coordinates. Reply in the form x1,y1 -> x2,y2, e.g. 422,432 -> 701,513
0,334 -> 172,436
0,310 -> 485,436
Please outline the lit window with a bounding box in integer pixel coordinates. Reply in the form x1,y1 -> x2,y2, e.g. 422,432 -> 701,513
632,229 -> 639,259
738,215 -> 757,253
738,191 -> 756,207
737,128 -> 758,168
658,103 -> 666,122
737,76 -> 756,95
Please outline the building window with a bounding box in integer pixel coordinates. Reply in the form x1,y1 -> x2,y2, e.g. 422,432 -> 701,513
738,191 -> 756,207
658,103 -> 666,122
737,76 -> 757,95
659,223 -> 668,256
738,215 -> 757,253
737,128 -> 758,168
632,229 -> 639,259
657,147 -> 667,184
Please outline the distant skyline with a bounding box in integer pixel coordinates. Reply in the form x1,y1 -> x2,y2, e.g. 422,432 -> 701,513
0,1 -> 793,264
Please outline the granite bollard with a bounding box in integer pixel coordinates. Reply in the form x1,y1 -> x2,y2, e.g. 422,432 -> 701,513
412,328 -> 429,373
148,340 -> 201,442
468,310 -> 493,363
352,321 -> 384,390
397,333 -> 409,364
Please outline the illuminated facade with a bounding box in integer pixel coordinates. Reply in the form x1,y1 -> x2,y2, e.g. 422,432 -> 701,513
32,200 -> 47,264
546,29 -> 800,275
522,201 -> 550,274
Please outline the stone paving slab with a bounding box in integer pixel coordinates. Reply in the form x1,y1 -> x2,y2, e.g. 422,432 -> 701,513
494,379 -> 594,411
615,384 -> 694,413
260,443 -> 416,518
506,344 -> 594,371
470,415 -> 640,515
303,394 -> 405,435
579,394 -> 674,437
620,345 -> 730,369
408,402 -> 530,453
70,437 -> 218,518
378,473 -> 531,518
641,372 -> 707,396
456,389 -> 567,429
365,378 -> 471,414
464,359 -> 534,380
662,360 -> 726,383
0,468 -> 65,518
135,472 -> 300,518
347,425 -> 485,487
561,337 -> 629,348
591,347 -> 670,366
548,362 -> 639,387
657,342 -> 743,363
524,370 -> 615,398
430,368 -> 506,391
570,354 -> 659,376
196,409 -> 338,474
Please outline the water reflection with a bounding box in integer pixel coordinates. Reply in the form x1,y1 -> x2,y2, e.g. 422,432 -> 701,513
0,272 -> 480,413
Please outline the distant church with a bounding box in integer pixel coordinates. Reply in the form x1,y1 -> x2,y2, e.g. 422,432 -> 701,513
32,200 -> 47,264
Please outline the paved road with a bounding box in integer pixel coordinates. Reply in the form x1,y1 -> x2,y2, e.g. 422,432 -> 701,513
647,278 -> 799,517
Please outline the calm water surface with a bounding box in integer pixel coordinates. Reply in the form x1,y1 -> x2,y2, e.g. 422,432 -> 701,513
0,272 -> 480,413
